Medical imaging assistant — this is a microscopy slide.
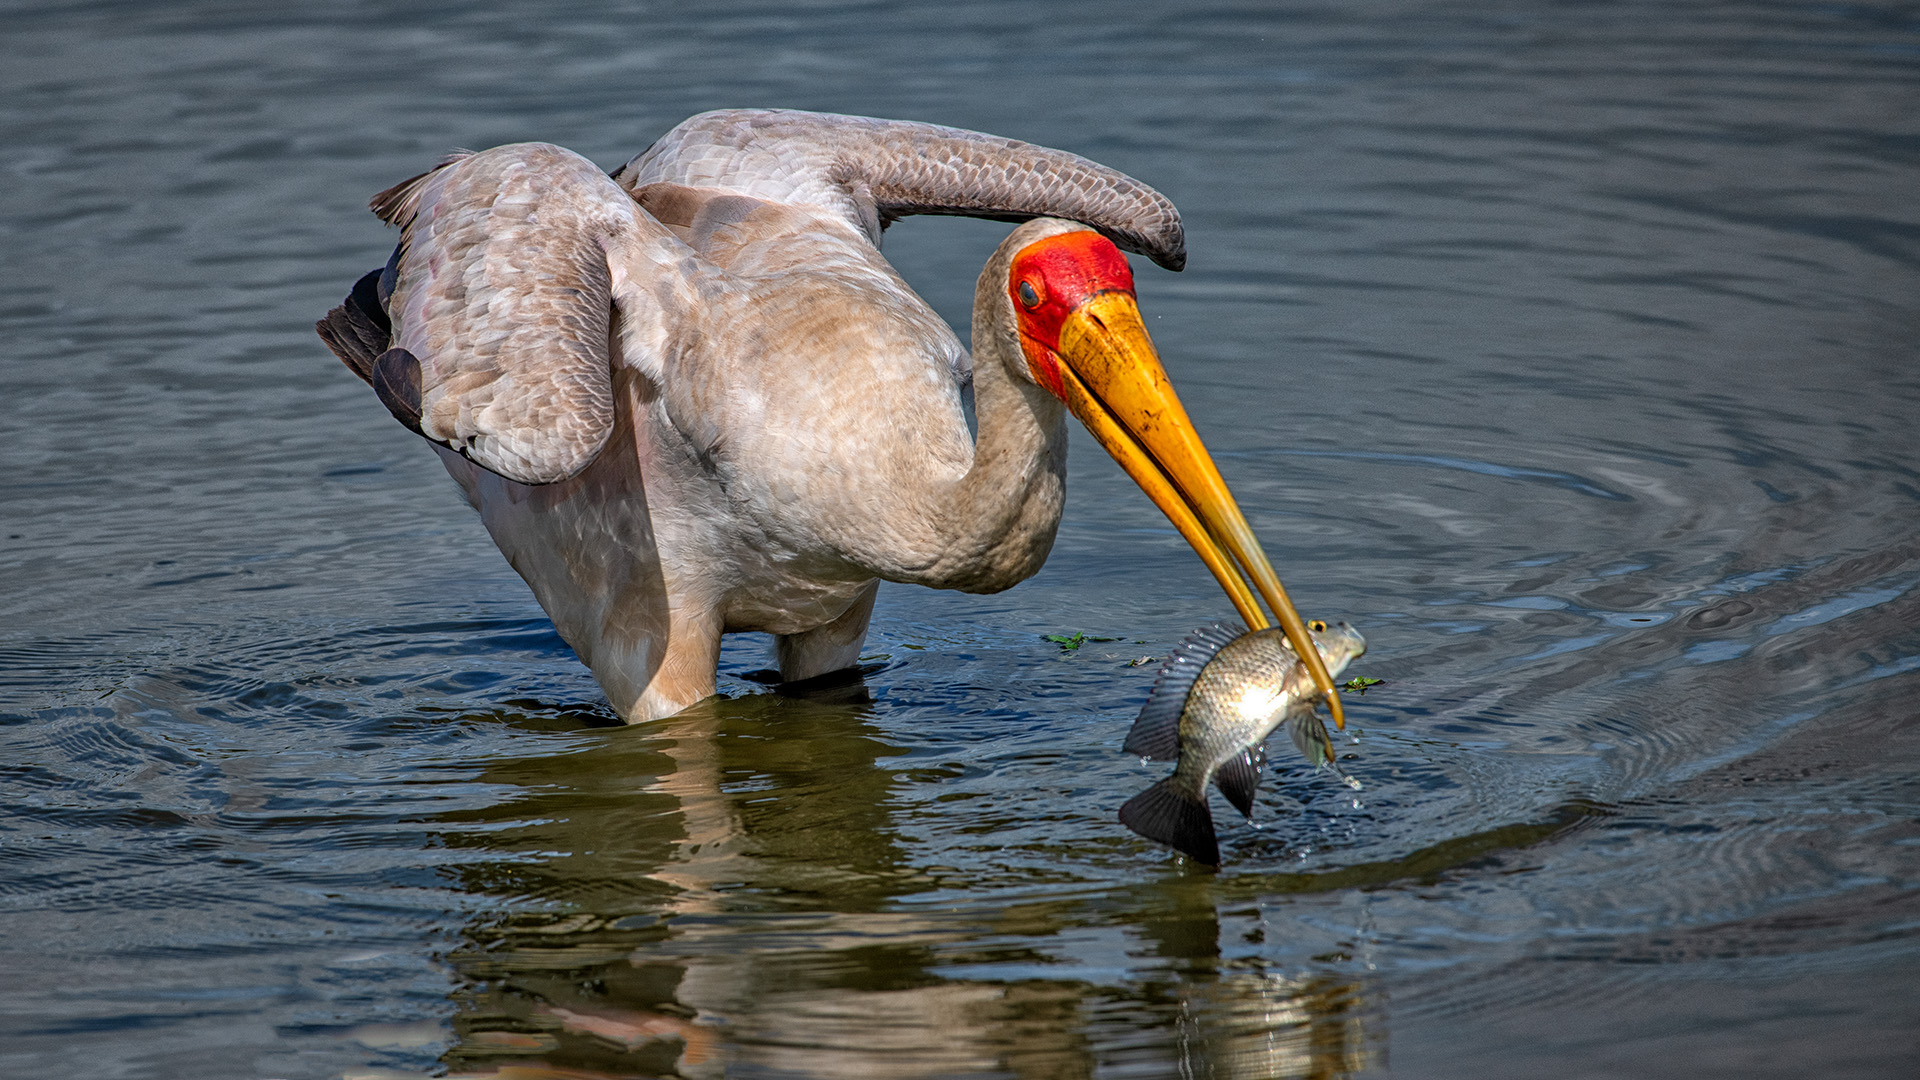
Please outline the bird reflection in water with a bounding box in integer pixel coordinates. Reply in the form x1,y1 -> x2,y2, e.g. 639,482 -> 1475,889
396,679 -> 1376,1079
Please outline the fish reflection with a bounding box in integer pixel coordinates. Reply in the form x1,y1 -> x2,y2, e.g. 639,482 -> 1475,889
1165,971 -> 1373,1080
415,678 -> 1377,1079
1130,888 -> 1377,1080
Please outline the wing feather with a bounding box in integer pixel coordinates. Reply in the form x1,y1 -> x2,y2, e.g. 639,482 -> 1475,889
613,109 -> 1185,270
378,143 -> 683,484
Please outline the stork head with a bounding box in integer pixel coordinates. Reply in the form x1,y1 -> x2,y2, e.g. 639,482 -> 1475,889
987,219 -> 1345,727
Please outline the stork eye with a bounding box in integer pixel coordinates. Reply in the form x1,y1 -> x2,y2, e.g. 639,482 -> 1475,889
1309,620 -> 1327,633
1017,280 -> 1039,308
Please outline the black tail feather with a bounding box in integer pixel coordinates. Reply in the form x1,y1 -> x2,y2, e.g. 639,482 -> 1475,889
1119,779 -> 1219,866
316,267 -> 392,384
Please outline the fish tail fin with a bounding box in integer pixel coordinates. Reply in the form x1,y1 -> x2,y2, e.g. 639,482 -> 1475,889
1120,779 -> 1219,866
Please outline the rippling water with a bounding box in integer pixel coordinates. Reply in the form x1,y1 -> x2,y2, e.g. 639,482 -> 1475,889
3,1 -> 1918,1077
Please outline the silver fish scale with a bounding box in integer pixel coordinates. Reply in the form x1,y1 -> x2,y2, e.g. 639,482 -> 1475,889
1170,628 -> 1340,794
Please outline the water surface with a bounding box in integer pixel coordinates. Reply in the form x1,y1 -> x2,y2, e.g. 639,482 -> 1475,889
2,1 -> 1917,1077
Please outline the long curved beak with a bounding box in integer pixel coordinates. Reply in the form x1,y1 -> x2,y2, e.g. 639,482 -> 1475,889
1047,291 -> 1345,728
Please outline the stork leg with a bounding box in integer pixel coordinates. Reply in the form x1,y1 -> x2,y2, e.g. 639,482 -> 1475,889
774,580 -> 878,682
433,385 -> 725,723
617,603 -> 723,722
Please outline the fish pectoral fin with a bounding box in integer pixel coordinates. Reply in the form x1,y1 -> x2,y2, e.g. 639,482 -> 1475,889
1215,748 -> 1263,819
1288,706 -> 1338,769
1119,779 -> 1219,866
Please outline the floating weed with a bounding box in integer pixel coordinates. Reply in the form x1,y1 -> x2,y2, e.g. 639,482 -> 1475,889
1042,631 -> 1120,652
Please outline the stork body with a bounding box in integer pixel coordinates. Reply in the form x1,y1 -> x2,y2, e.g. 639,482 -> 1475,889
320,111 -> 1343,724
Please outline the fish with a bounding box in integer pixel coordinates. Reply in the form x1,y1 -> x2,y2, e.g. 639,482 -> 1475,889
1119,619 -> 1367,865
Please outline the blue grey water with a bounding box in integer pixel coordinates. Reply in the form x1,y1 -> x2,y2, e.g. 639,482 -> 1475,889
2,1 -> 1917,1076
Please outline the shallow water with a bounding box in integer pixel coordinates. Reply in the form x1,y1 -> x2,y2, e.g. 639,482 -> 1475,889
3,1 -> 1918,1077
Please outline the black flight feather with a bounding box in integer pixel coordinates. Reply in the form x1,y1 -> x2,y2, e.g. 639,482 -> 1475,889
371,348 -> 424,433
377,241 -> 403,307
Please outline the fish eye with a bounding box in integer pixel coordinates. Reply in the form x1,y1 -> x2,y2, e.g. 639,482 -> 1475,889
1018,280 -> 1040,308
1308,619 -> 1327,632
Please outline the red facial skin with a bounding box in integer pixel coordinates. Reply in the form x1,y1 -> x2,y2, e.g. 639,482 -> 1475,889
1008,231 -> 1136,401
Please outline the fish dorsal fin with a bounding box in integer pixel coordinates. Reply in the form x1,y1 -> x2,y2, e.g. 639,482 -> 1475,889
1123,622 -> 1246,761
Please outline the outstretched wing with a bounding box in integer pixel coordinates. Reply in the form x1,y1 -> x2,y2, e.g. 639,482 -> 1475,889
612,109 -> 1187,271
333,143 -> 693,485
